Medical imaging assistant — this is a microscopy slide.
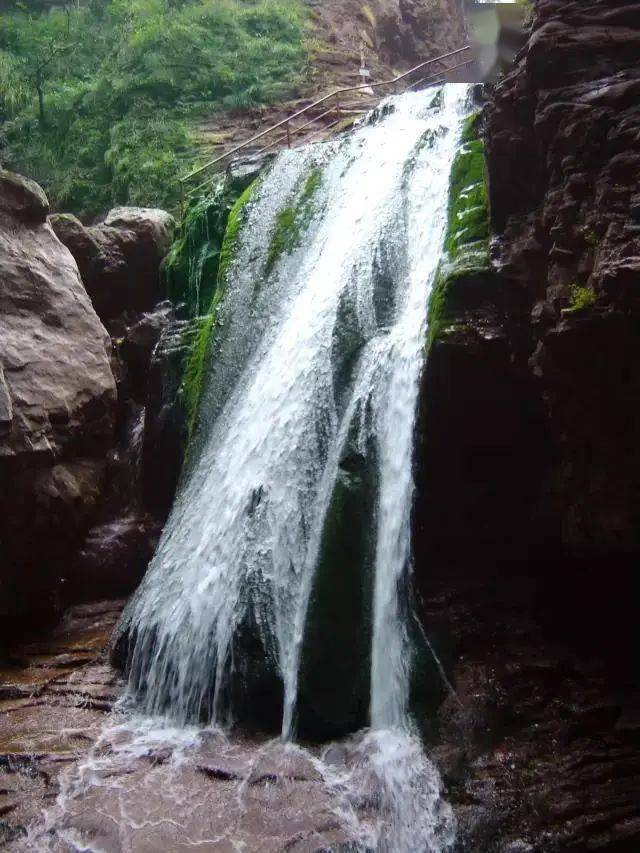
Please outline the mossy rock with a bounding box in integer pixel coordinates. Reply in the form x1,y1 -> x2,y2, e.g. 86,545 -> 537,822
164,166 -> 262,318
176,177 -> 262,449
297,443 -> 378,741
427,110 -> 492,350
265,166 -> 322,274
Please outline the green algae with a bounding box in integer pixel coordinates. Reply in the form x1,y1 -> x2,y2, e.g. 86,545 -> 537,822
265,167 -> 322,274
427,110 -> 492,350
175,176 -> 261,446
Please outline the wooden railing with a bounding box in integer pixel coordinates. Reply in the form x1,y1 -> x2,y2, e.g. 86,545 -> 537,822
181,45 -> 473,198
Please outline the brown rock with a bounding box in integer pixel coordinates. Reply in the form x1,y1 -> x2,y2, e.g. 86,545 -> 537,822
50,207 -> 175,324
0,171 -> 116,640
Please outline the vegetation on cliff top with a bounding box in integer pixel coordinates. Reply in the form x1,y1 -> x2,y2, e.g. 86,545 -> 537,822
0,0 -> 308,219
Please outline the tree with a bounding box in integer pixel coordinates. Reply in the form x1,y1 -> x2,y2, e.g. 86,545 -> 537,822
0,9 -> 77,127
0,50 -> 28,120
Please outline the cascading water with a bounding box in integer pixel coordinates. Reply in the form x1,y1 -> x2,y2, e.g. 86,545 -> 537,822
121,84 -> 468,737
19,84 -> 471,853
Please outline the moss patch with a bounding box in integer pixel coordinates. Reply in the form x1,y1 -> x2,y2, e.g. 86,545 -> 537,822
427,110 -> 491,349
265,167 -> 322,274
564,283 -> 597,315
165,171 -> 259,318
176,176 -> 261,446
218,179 -> 262,285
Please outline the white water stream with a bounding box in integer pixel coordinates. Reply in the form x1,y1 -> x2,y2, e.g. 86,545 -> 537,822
124,84 -> 468,735
17,85 -> 470,853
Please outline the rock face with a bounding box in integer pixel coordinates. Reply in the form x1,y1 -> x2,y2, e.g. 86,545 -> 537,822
0,171 -> 117,642
0,170 -> 180,646
415,1 -> 640,849
373,0 -> 468,64
50,207 -> 175,325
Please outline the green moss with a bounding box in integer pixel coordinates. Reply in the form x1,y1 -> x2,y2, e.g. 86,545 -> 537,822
427,110 -> 491,350
176,176 -> 261,446
181,313 -> 215,445
218,178 -> 262,285
265,166 -> 322,273
164,172 -> 261,317
444,139 -> 489,260
460,111 -> 481,145
565,283 -> 597,314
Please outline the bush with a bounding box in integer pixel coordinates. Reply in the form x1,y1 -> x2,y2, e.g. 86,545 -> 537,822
0,0 -> 309,219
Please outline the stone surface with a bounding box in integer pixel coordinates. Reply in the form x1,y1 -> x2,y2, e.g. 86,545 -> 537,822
140,317 -> 197,519
414,1 -> 640,849
0,603 -> 407,853
50,207 -> 175,324
0,601 -> 124,846
0,171 -> 49,223
0,171 -> 117,641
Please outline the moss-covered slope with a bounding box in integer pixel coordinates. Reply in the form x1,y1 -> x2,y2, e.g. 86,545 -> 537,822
427,110 -> 497,350
162,171 -> 261,449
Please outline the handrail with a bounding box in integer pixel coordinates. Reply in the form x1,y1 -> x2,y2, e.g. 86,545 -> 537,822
181,44 -> 472,191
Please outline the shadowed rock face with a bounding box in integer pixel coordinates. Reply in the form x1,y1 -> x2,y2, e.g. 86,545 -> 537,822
1,174 -> 178,644
414,1 -> 640,849
0,171 -> 117,642
50,208 -> 175,327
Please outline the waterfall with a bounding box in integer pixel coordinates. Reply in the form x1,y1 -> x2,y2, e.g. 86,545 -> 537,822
119,86 -> 469,747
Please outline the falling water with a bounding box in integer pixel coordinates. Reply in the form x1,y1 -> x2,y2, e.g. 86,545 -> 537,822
103,83 -> 471,852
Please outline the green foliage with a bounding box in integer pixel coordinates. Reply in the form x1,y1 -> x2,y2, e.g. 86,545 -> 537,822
0,0 -> 309,219
567,284 -> 597,313
266,166 -> 322,273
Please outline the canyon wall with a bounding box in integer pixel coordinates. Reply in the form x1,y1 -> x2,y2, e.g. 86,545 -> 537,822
415,1 -> 640,849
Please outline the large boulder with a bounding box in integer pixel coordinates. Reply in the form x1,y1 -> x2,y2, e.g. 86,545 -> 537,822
50,207 -> 175,325
0,171 -> 117,641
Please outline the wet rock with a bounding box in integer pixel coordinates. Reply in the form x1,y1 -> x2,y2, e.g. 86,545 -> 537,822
414,1 -> 640,849
298,453 -> 376,741
0,601 -> 124,839
50,207 -> 175,325
119,301 -> 175,403
141,318 -> 198,519
0,171 -> 116,642
70,515 -> 161,601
